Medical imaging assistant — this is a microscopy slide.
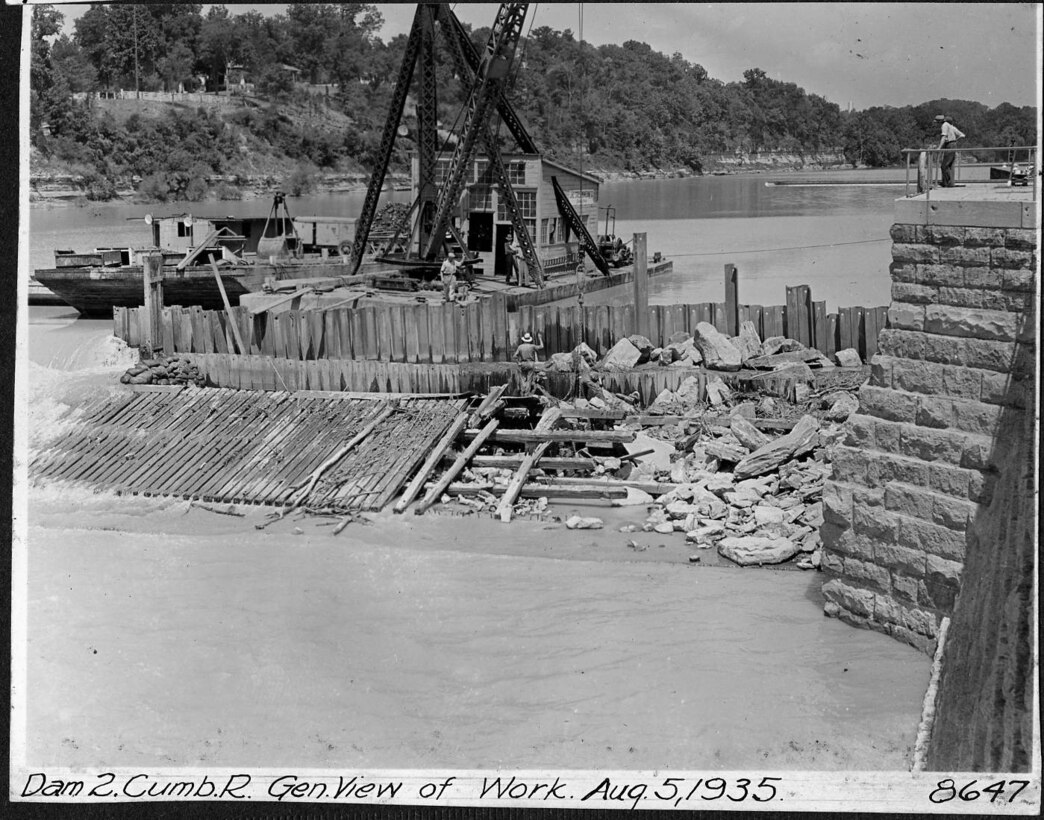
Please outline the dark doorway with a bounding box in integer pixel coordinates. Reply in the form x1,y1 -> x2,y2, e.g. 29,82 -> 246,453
495,223 -> 514,278
468,212 -> 493,253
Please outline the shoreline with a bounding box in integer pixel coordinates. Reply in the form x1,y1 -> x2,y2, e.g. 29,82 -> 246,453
28,162 -> 875,207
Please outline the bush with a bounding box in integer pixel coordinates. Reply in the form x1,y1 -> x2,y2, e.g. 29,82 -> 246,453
81,170 -> 118,201
214,182 -> 243,201
287,162 -> 319,196
137,172 -> 170,202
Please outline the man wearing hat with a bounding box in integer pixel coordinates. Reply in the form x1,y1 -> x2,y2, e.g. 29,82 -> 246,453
513,330 -> 544,393
440,252 -> 459,302
935,114 -> 965,188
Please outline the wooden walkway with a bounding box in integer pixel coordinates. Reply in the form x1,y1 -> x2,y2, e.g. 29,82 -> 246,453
31,387 -> 466,512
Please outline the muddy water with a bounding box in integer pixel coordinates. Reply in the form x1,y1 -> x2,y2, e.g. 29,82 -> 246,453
19,314 -> 931,772
25,514 -> 927,771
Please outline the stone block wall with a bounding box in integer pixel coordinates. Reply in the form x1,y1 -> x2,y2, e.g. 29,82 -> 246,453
821,223 -> 1037,655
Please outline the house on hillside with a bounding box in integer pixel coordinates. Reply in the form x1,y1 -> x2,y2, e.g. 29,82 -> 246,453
409,152 -> 601,279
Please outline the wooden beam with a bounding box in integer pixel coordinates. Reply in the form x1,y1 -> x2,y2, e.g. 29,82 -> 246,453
414,418 -> 500,514
446,482 -> 627,499
208,254 -> 248,354
464,428 -> 636,444
464,455 -> 596,470
633,233 -> 649,338
393,411 -> 470,513
724,263 -> 739,337
468,383 -> 508,426
496,405 -> 561,522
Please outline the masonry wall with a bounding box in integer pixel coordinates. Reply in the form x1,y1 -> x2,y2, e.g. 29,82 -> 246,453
820,222 -> 1037,655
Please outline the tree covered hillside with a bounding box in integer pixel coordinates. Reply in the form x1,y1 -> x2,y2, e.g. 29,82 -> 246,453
30,3 -> 1038,201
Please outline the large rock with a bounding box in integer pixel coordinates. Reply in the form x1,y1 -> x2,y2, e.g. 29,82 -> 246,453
693,322 -> 742,371
835,347 -> 862,367
546,352 -> 575,371
823,391 -> 860,421
624,432 -> 675,473
730,414 -> 770,450
760,336 -> 806,356
601,338 -> 642,369
733,414 -> 821,479
718,535 -> 800,566
565,516 -> 604,530
573,342 -> 598,366
736,320 -> 762,362
705,376 -> 733,407
627,334 -> 655,362
675,375 -> 703,404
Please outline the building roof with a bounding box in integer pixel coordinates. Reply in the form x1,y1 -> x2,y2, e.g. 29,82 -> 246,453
539,156 -> 603,186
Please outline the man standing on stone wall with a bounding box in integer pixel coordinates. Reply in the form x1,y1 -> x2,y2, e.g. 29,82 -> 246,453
936,114 -> 966,188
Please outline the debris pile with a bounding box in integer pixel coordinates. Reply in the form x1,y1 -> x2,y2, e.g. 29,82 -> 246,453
120,356 -> 206,387
405,354 -> 865,571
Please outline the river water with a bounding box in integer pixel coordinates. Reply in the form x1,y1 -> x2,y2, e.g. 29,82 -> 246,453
29,169 -> 903,311
21,170 -> 930,773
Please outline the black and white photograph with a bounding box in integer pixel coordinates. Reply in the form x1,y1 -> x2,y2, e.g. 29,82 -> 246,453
7,1 -> 1041,812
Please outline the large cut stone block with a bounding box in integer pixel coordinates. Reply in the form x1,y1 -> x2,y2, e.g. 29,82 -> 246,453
888,304 -> 926,331
892,243 -> 940,264
859,385 -> 919,423
963,227 -> 1006,247
919,263 -> 965,286
898,514 -> 967,561
829,445 -> 870,483
924,305 -> 1019,342
898,424 -> 965,464
890,262 -> 919,283
884,482 -> 935,520
600,337 -> 642,369
889,224 -> 923,243
877,329 -> 927,360
853,506 -> 898,542
845,557 -> 891,592
940,366 -> 984,400
991,247 -> 1035,269
936,286 -> 983,309
925,225 -> 965,246
822,481 -> 854,527
932,493 -> 976,531
874,542 -> 928,576
891,359 -> 944,395
949,398 -> 1003,437
822,579 -> 875,618
916,396 -> 954,429
1003,228 -> 1037,250
867,453 -> 931,488
892,282 -> 936,304
1000,269 -> 1037,292
960,338 -> 1017,372
940,246 -> 990,267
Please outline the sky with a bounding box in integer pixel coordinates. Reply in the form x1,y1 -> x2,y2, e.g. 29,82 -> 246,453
50,2 -> 1041,110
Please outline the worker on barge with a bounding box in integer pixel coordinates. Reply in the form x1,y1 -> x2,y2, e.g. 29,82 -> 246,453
513,331 -> 544,393
440,252 -> 459,302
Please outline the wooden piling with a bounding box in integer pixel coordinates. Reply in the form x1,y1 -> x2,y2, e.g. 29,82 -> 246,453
143,253 -> 164,354
633,233 -> 649,339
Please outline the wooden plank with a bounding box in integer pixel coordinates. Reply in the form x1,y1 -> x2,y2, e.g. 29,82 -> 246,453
712,302 -> 728,335
724,263 -> 739,337
496,406 -> 562,522
839,306 -> 854,352
362,305 -> 379,360
477,299 -> 494,362
466,455 -> 595,470
428,303 -> 445,364
404,304 -> 421,363
439,301 -> 456,364
393,411 -> 470,513
812,300 -> 828,355
826,313 -> 839,357
308,308 -> 325,359
389,304 -> 406,363
375,305 -> 393,362
464,428 -> 636,444
764,305 -> 784,339
446,482 -> 627,500
323,309 -> 341,359
854,306 -> 867,361
414,418 -> 500,514
458,302 -> 473,363
336,308 -> 352,359
491,292 -> 508,361
208,255 -> 247,354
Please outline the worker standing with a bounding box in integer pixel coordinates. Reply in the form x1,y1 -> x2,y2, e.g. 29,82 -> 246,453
936,114 -> 965,188
509,234 -> 529,287
440,252 -> 459,302
513,331 -> 543,393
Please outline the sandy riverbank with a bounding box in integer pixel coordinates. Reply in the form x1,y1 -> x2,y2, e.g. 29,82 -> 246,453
15,327 -> 931,772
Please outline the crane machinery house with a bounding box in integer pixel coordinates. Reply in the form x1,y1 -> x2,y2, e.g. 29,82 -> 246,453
410,152 -> 601,280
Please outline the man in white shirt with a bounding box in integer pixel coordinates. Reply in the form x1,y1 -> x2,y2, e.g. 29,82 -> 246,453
440,253 -> 458,302
936,114 -> 965,188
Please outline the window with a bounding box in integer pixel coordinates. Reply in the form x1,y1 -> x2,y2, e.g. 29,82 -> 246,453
434,158 -> 453,187
468,185 -> 493,212
508,161 -> 526,185
498,190 -> 536,221
542,217 -> 560,245
177,221 -> 190,237
474,159 -> 493,183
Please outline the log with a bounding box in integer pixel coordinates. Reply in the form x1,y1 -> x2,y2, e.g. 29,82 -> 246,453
446,482 -> 628,500
560,407 -> 628,420
464,428 -> 636,444
464,455 -> 597,470
730,415 -> 771,451
393,411 -> 470,513
733,414 -> 820,479
414,418 -> 500,514
497,405 -> 562,522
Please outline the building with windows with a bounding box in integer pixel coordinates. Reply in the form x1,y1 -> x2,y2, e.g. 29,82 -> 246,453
410,153 -> 601,279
